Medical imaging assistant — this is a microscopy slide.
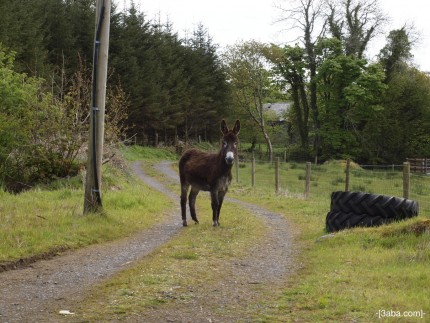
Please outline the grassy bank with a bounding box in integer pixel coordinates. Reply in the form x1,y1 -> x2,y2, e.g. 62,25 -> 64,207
228,181 -> 430,321
0,147 -> 172,265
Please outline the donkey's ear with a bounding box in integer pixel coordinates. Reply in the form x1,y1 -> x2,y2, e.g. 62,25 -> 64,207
232,119 -> 240,134
220,119 -> 229,134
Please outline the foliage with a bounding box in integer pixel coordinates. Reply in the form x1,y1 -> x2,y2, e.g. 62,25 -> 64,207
109,8 -> 230,144
363,67 -> 430,163
0,47 -> 63,190
223,41 -> 281,161
378,27 -> 413,81
316,39 -> 387,160
327,0 -> 386,58
273,44 -> 310,150
0,46 -> 129,191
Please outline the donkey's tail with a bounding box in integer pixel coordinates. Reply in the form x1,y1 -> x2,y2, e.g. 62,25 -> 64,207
178,150 -> 192,185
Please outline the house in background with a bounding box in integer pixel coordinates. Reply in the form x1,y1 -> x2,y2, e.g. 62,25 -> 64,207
263,101 -> 298,145
263,102 -> 291,124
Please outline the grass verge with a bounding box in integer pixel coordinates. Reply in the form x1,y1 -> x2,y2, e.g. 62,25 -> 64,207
228,184 -> 430,322
0,147 -> 173,267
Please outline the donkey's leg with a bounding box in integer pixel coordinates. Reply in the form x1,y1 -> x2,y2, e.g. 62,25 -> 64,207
180,184 -> 190,226
188,187 -> 200,224
216,190 -> 226,226
210,190 -> 220,227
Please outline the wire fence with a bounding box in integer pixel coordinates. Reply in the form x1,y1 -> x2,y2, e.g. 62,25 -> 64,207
233,159 -> 430,216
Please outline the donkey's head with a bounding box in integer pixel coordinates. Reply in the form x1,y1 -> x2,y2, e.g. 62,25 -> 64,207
220,119 -> 240,165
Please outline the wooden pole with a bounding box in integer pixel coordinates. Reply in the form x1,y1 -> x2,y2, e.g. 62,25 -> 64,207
304,162 -> 311,198
403,161 -> 410,199
275,157 -> 280,193
235,155 -> 239,183
345,159 -> 351,192
84,0 -> 111,214
251,157 -> 255,188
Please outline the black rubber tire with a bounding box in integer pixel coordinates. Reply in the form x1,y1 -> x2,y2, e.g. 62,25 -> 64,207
326,211 -> 388,232
326,191 -> 419,232
330,191 -> 419,220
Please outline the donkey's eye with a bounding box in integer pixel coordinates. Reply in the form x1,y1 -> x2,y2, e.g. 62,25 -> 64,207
222,141 -> 227,147
234,142 -> 238,147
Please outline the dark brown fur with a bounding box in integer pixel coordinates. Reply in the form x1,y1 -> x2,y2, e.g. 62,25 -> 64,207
179,120 -> 240,226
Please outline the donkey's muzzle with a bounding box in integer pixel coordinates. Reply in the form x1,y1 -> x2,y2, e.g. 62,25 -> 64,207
225,151 -> 234,165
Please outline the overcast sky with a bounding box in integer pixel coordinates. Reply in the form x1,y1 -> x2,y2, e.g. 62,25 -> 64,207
118,0 -> 430,71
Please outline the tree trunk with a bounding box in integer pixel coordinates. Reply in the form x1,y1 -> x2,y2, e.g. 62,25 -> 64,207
261,126 -> 273,162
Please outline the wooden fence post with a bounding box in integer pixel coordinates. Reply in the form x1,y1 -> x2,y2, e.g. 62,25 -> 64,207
275,157 -> 280,193
304,162 -> 311,198
345,159 -> 351,192
235,156 -> 239,183
403,161 -> 410,199
251,157 -> 255,188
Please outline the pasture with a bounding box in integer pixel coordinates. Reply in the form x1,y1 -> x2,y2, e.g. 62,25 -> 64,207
234,159 -> 430,215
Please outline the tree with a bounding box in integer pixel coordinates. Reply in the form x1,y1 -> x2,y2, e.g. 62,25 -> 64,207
275,0 -> 388,160
276,0 -> 327,155
327,0 -> 386,58
183,23 -> 230,143
363,68 -> 430,163
224,41 -> 277,161
315,37 -> 387,160
0,0 -> 48,75
271,45 -> 310,150
378,27 -> 413,81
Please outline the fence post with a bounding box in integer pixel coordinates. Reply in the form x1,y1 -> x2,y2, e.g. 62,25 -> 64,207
403,161 -> 410,199
304,162 -> 311,198
251,157 -> 255,188
345,159 -> 351,192
275,157 -> 280,193
235,156 -> 239,183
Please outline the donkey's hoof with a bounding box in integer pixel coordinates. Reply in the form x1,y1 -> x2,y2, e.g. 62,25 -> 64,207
213,221 -> 220,227
182,221 -> 188,227
193,219 -> 199,224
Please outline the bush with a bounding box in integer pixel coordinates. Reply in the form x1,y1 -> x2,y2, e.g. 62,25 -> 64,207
0,47 -> 128,192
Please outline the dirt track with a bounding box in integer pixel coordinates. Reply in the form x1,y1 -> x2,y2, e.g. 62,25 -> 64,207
0,161 -> 298,322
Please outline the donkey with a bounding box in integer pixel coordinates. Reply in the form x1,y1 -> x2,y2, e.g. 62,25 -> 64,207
179,119 -> 240,227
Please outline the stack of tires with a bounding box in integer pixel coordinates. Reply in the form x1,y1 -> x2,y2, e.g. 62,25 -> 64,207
326,191 -> 419,233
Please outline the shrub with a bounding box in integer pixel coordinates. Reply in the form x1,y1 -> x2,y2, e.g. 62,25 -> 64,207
0,47 -> 128,192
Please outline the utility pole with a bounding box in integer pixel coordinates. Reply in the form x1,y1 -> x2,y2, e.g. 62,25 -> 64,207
84,0 -> 111,214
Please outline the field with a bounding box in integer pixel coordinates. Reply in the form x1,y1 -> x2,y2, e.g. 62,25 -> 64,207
235,159 -> 430,215
1,146 -> 429,321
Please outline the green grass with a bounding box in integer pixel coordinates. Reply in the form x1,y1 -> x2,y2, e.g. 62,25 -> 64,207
0,147 -> 174,264
120,145 -> 177,161
228,175 -> 430,322
273,221 -> 430,322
